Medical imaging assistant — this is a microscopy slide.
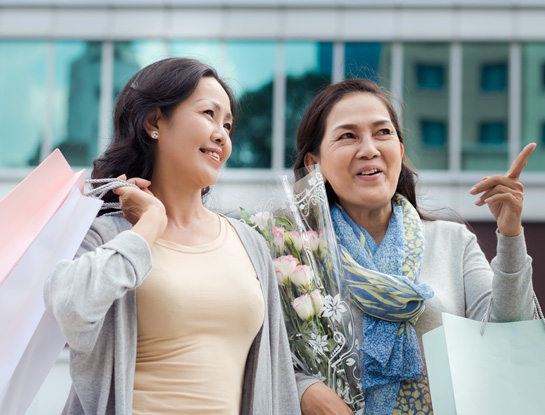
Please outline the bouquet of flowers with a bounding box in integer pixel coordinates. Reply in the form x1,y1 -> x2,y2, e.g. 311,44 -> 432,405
240,167 -> 364,412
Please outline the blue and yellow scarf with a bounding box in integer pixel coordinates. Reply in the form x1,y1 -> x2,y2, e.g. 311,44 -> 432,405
331,193 -> 434,415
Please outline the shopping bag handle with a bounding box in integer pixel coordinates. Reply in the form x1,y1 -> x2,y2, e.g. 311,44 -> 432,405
84,178 -> 139,216
480,292 -> 545,335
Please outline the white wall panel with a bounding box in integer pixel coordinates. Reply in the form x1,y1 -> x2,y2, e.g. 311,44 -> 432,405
168,9 -> 224,38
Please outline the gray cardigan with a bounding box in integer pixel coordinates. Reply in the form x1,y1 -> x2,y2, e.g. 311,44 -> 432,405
44,215 -> 301,415
295,219 -> 535,404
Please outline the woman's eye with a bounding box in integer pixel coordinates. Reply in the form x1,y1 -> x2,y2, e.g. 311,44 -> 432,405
376,128 -> 394,138
339,132 -> 355,140
204,109 -> 214,117
224,123 -> 232,132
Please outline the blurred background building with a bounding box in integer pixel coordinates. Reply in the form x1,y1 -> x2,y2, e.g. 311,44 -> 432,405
0,1 -> 544,413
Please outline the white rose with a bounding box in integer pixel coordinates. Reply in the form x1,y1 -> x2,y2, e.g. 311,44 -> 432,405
292,290 -> 324,320
272,255 -> 299,286
291,265 -> 313,289
251,211 -> 275,231
291,293 -> 315,321
286,230 -> 303,251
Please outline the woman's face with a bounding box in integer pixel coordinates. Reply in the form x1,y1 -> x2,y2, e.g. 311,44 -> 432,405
153,77 -> 233,190
305,92 -> 404,216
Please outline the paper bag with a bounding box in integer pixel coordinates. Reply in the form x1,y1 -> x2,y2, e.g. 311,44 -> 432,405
423,312 -> 545,415
0,149 -> 84,284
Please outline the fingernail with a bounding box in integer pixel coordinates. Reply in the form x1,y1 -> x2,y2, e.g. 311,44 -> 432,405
470,186 -> 476,194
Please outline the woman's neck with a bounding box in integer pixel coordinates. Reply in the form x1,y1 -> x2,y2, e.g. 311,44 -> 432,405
341,202 -> 393,246
149,176 -> 219,246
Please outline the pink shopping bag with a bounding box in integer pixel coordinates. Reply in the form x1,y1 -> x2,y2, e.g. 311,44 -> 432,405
0,149 -> 84,284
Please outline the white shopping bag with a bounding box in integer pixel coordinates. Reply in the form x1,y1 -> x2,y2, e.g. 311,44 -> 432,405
423,312 -> 545,415
0,182 -> 102,413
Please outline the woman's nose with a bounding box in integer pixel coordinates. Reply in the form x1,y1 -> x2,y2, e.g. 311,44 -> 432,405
212,125 -> 229,144
356,137 -> 380,159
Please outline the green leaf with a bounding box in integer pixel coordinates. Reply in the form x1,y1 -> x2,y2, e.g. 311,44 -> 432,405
240,207 -> 253,224
275,216 -> 295,230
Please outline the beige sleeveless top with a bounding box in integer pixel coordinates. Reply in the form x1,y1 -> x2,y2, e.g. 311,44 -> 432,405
132,216 -> 265,415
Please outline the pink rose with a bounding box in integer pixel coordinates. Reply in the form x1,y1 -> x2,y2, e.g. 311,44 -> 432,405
272,227 -> 285,251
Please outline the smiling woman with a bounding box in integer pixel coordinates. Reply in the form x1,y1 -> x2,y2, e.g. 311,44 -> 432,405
292,79 -> 535,415
43,58 -> 301,415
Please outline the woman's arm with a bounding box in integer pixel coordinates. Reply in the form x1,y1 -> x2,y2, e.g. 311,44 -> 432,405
44,222 -> 152,354
44,177 -> 167,354
465,143 -> 536,321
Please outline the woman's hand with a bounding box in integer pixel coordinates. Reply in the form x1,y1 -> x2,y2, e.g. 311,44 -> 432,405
113,175 -> 167,245
300,383 -> 354,415
469,143 -> 536,237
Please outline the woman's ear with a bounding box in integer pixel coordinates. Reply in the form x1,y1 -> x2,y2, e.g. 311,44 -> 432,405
304,152 -> 320,170
144,109 -> 162,139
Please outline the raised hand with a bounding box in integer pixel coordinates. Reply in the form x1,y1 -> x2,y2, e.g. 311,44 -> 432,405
469,143 -> 536,237
113,174 -> 167,245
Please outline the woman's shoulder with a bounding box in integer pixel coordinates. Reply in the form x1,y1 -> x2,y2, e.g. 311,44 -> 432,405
81,215 -> 132,248
225,216 -> 264,243
423,218 -> 475,241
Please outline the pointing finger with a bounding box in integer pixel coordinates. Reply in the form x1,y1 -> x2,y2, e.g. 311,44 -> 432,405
506,143 -> 536,179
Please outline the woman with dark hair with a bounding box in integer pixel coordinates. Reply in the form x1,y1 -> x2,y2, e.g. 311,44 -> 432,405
44,58 -> 301,415
293,79 -> 535,415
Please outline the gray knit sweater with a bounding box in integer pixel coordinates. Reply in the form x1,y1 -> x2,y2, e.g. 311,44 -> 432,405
44,215 -> 301,415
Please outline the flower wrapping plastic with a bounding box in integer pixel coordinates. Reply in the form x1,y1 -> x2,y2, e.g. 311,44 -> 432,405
240,167 -> 365,411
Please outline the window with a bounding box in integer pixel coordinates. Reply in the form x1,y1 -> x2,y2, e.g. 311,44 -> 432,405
223,41 -> 276,168
403,43 -> 450,170
480,62 -> 507,92
421,120 -> 447,147
462,43 -> 509,171
479,121 -> 506,145
416,64 -> 445,90
0,41 -> 47,167
344,42 -> 391,87
53,41 -> 102,166
113,41 -> 167,102
521,43 -> 545,171
284,42 -> 332,167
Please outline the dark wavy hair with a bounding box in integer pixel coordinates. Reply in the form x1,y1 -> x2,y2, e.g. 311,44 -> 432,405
91,57 -> 236,209
293,78 -> 425,218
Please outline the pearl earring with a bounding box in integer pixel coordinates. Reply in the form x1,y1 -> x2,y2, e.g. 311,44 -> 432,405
151,131 -> 159,139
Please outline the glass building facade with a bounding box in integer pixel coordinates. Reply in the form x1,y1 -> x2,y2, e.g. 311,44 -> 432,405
3,38 -> 545,176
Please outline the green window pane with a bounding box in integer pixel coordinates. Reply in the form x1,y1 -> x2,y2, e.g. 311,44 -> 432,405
113,41 -> 167,102
0,41 -> 47,167
53,41 -> 101,166
462,43 -> 509,171
284,42 -> 332,168
344,42 -> 391,88
224,41 -> 276,168
522,43 -> 545,171
170,40 -> 221,70
403,43 -> 450,170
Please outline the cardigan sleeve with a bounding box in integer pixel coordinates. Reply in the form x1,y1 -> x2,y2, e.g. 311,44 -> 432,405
462,226 -> 534,322
44,217 -> 152,354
